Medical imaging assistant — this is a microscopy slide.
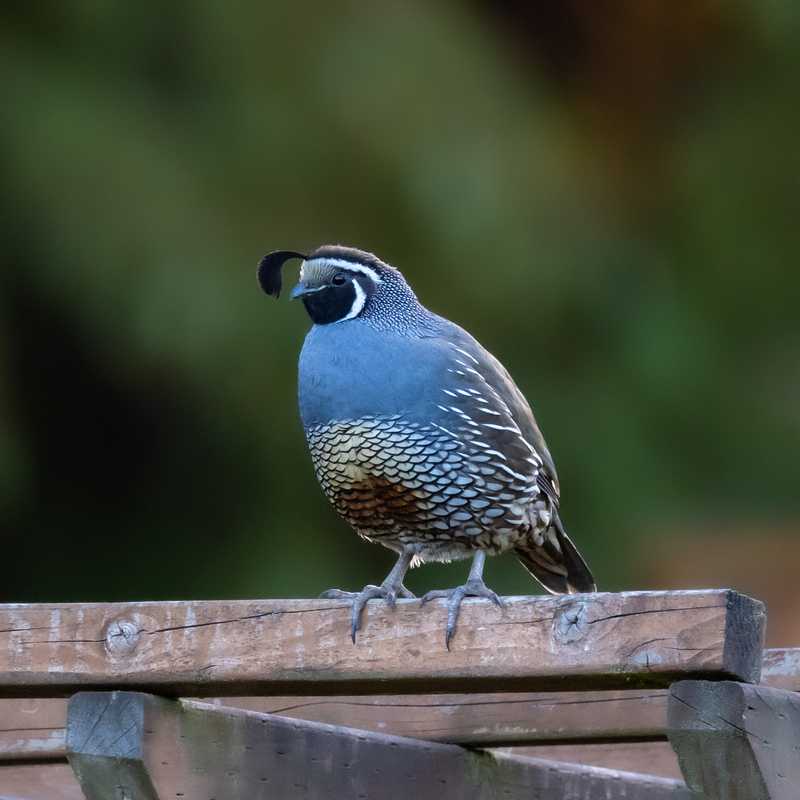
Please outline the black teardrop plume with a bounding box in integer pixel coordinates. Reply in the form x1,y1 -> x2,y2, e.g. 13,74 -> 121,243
257,250 -> 307,297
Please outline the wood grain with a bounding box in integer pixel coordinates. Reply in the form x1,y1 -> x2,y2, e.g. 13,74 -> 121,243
210,687 -> 672,743
502,741 -> 682,779
0,698 -> 66,760
220,645 -> 795,745
668,680 -> 800,800
0,761 -> 83,800
0,590 -> 765,697
66,691 -> 694,800
4,647 -> 794,762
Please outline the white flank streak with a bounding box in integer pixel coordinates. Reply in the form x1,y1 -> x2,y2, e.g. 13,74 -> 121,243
452,345 -> 480,365
338,279 -> 367,322
432,423 -> 459,438
482,423 -> 519,433
452,359 -> 543,465
485,449 -> 508,461
522,439 -> 540,456
452,408 -> 476,423
304,257 -> 382,285
496,463 -> 531,481
437,404 -> 451,413
442,389 -> 458,398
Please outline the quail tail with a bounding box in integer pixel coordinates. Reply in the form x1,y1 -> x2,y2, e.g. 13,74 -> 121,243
515,511 -> 596,595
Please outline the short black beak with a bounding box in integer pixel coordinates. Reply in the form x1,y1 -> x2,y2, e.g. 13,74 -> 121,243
290,282 -> 313,300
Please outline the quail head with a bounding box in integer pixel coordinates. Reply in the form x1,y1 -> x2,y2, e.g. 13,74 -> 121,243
258,245 -> 596,647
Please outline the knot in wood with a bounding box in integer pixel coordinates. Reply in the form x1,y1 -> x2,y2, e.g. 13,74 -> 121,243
552,601 -> 589,644
104,619 -> 140,656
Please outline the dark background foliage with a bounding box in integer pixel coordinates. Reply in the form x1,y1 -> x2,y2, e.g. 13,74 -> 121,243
1,2 -> 798,641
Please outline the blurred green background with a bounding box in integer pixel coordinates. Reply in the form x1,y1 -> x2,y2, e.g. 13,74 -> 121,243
1,3 -> 798,638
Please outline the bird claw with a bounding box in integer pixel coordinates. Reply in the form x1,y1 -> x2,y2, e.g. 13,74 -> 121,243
320,584 -> 416,643
318,589 -> 357,600
421,579 -> 505,650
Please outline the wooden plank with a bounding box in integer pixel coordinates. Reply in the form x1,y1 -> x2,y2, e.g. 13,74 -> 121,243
0,760 -> 83,800
0,590 -> 765,697
4,647 -> 795,761
210,687 -> 673,743
66,691 -> 694,799
3,691 -> 669,763
0,698 -> 66,760
221,645 -> 786,744
503,741 -> 682,779
668,680 -> 800,800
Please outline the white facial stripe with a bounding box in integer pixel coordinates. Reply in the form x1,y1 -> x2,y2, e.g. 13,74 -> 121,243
302,257 -> 382,285
337,278 -> 367,322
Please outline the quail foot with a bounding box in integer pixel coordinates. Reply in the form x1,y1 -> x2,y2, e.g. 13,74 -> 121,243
258,246 -> 596,647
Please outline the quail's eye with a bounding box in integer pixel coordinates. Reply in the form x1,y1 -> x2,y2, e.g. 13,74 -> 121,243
331,274 -> 346,286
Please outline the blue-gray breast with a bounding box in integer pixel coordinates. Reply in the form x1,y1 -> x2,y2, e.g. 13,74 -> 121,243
258,245 -> 596,647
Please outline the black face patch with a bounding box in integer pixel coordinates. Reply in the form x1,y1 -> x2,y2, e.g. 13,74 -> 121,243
302,280 -> 359,325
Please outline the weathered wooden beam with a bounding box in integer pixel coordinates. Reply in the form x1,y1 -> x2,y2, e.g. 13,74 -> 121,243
0,760 -> 83,800
0,697 -> 66,760
0,590 -> 765,697
67,691 -> 694,800
223,687 -> 674,743
4,647 -> 794,761
668,680 -> 800,800
216,645 -> 794,744
501,741 -> 683,780
0,689 -> 671,757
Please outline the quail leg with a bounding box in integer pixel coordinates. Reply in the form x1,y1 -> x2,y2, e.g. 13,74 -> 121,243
421,551 -> 505,649
320,549 -> 416,643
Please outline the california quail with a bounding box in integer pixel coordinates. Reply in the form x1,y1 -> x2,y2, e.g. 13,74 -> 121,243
258,245 -> 596,647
